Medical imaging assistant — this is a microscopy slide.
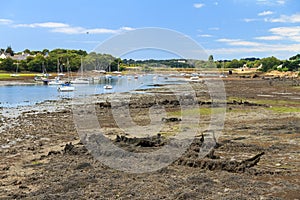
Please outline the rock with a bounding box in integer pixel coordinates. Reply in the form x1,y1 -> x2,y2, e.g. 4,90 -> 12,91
75,162 -> 92,170
161,117 -> 182,122
64,142 -> 74,154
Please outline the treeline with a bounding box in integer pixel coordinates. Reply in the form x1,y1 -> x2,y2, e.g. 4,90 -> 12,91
215,55 -> 300,72
124,54 -> 300,72
0,48 -> 122,72
130,59 -> 191,68
0,47 -> 299,73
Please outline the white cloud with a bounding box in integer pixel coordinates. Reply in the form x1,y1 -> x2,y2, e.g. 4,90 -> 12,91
52,26 -> 130,34
269,26 -> 300,37
52,26 -> 88,34
198,34 -> 213,37
243,18 -> 259,22
217,38 -> 261,46
208,27 -> 219,31
13,21 -> 134,35
193,3 -> 205,8
214,36 -> 300,58
256,0 -> 286,6
271,27 -> 298,37
267,13 -> 300,23
208,43 -> 300,59
0,19 -> 13,25
15,22 -> 69,28
255,35 -> 283,40
254,26 -> 300,43
258,11 -> 273,16
120,26 -> 135,31
276,0 -> 286,5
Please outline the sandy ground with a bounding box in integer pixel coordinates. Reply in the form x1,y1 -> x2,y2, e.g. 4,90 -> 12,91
0,77 -> 299,199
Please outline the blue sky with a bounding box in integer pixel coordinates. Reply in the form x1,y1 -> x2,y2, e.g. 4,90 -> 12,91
0,0 -> 299,60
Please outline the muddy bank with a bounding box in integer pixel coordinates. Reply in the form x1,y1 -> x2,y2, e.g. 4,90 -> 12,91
0,79 -> 299,199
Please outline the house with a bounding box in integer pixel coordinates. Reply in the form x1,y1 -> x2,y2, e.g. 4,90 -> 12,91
11,53 -> 30,61
277,64 -> 283,69
0,53 -> 7,59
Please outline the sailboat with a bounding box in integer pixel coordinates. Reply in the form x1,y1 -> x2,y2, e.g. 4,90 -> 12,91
112,62 -> 122,77
48,59 -> 65,85
10,61 -> 20,77
103,85 -> 113,89
57,59 -> 75,92
57,82 -> 75,92
71,57 -> 90,84
219,61 -> 228,78
34,62 -> 51,84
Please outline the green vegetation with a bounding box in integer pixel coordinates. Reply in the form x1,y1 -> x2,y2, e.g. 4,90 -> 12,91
0,46 -> 299,73
0,74 -> 10,79
169,107 -> 225,117
267,106 -> 300,113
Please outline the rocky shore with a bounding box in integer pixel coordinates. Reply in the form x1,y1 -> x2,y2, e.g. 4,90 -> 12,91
0,78 -> 299,199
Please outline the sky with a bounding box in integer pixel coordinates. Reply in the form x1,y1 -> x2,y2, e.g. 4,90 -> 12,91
0,0 -> 299,60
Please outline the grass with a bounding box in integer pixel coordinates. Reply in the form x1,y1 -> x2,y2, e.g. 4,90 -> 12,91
168,107 -> 226,117
0,74 -> 10,79
267,106 -> 300,113
0,73 -> 36,79
30,161 -> 43,166
228,96 -> 300,106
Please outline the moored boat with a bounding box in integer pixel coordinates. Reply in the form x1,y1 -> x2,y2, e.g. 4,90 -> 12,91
103,85 -> 113,89
57,82 -> 75,92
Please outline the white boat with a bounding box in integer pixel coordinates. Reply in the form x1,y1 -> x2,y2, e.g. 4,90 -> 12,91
71,57 -> 90,84
189,76 -> 200,82
103,85 -> 113,89
105,74 -> 112,79
57,83 -> 75,92
48,77 -> 64,85
71,77 -> 90,84
10,61 -> 20,77
219,61 -> 227,78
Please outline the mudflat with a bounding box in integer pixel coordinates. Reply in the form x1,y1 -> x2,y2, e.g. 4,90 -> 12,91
0,78 -> 299,199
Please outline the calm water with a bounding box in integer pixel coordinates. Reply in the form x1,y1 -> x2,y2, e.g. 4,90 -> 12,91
0,75 -> 181,108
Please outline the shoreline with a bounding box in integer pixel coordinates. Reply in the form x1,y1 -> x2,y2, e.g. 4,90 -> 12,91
0,78 -> 299,199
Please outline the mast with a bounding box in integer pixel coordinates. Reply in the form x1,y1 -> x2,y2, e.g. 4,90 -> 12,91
16,60 -> 19,74
57,58 -> 60,75
80,56 -> 83,77
67,58 -> 71,81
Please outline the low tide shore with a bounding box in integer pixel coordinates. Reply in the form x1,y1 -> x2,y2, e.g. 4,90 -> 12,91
0,77 -> 299,199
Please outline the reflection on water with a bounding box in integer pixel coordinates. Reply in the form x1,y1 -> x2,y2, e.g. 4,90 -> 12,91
0,75 -> 180,108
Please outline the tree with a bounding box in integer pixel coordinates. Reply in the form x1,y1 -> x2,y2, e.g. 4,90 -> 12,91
283,60 -> 300,71
83,52 -> 116,71
5,46 -> 14,56
208,55 -> 214,62
227,59 -> 240,68
110,58 -> 122,71
260,56 -> 281,72
0,57 -> 15,71
18,60 -> 28,72
289,54 -> 300,61
42,49 -> 50,56
27,54 -> 46,72
24,49 -> 31,54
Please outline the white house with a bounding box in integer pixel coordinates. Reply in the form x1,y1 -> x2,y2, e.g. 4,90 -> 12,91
0,53 -> 7,59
